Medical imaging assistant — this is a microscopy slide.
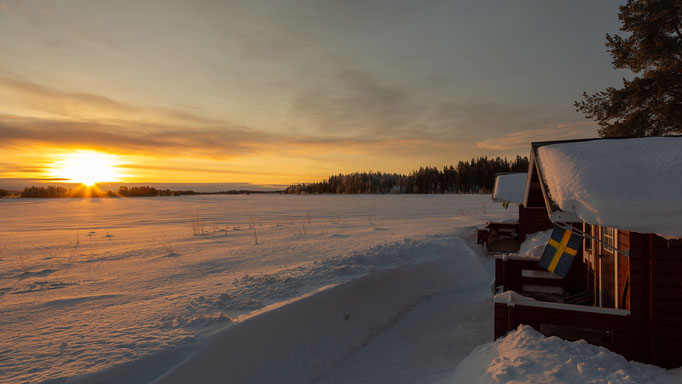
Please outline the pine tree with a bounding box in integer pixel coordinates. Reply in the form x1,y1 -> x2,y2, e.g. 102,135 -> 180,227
575,0 -> 682,137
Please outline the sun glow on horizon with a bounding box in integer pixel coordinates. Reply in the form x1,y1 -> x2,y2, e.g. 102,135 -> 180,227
50,150 -> 122,186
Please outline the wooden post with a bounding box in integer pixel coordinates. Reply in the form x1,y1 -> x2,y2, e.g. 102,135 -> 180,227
648,234 -> 657,365
502,257 -> 508,291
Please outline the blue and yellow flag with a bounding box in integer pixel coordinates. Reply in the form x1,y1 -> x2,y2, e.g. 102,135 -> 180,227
502,201 -> 509,209
538,226 -> 582,278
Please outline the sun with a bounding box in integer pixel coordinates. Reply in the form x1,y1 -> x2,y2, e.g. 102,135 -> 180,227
51,150 -> 122,186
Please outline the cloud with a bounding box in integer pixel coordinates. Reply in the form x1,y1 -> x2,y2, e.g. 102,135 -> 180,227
0,112 -> 433,161
289,69 -> 567,146
0,114 -> 262,157
0,73 -> 225,127
0,74 -> 281,158
0,73 -> 442,160
291,69 -> 424,137
121,163 -> 300,177
475,121 -> 598,150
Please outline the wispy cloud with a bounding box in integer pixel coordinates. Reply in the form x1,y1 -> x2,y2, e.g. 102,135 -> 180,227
0,70 -> 449,162
0,73 -> 226,127
475,121 -> 598,150
0,74 -> 278,158
0,114 -> 257,157
0,112 -> 433,160
121,163 -> 302,177
291,69 -> 425,138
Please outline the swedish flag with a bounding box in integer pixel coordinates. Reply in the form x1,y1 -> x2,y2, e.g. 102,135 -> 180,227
538,226 -> 582,278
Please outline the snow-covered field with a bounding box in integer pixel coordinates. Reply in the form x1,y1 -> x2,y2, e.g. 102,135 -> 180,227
0,194 -> 511,383
2,194 -> 678,384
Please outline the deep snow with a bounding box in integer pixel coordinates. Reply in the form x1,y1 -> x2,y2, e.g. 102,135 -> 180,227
2,194 -> 679,384
155,238 -> 491,384
0,194 -> 512,383
441,325 -> 682,384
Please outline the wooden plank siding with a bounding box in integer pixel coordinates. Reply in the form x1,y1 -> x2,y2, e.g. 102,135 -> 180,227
622,231 -> 651,364
617,230 -> 630,310
650,235 -> 682,368
495,229 -> 682,367
525,164 -> 545,208
518,205 -> 553,238
614,231 -> 682,368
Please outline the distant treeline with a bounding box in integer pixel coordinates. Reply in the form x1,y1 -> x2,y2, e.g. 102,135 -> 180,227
117,186 -> 188,197
18,185 -> 188,198
284,156 -> 529,194
15,186 -> 280,198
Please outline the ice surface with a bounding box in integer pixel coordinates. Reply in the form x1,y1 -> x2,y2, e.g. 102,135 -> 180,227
537,137 -> 682,238
491,173 -> 527,204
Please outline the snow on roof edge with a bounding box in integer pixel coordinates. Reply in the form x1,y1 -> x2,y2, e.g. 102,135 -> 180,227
492,173 -> 527,204
534,137 -> 682,239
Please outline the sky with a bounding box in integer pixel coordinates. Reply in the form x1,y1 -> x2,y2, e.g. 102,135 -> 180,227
0,0 -> 627,188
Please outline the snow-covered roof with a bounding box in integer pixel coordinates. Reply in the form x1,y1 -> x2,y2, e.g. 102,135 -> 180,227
491,173 -> 527,204
535,137 -> 682,239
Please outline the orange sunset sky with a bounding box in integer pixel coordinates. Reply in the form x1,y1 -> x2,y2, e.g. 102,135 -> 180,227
0,1 -> 626,187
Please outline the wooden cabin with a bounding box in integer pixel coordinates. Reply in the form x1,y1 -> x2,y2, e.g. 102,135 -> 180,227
494,137 -> 682,368
478,171 -> 553,252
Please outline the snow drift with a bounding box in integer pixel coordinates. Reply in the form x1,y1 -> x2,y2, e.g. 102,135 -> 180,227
442,325 -> 681,384
0,194 -> 505,383
152,237 -> 490,384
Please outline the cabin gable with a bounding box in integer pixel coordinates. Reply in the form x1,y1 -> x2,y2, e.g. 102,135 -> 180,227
518,151 -> 552,237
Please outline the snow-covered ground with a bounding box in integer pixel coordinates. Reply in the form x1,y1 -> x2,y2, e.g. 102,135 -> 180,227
441,325 -> 682,384
0,194 -> 511,383
2,194 -> 679,384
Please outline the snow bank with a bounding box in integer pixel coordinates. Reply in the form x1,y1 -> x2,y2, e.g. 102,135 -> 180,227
536,137 -> 682,238
180,234 -> 485,324
517,229 -> 552,258
153,237 -> 490,384
0,194 -> 506,383
442,325 -> 681,384
492,173 -> 527,204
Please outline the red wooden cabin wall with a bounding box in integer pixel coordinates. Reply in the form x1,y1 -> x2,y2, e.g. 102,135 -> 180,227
518,163 -> 553,239
627,232 -> 682,368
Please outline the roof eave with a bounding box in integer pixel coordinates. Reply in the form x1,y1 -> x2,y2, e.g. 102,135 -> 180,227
531,142 -> 583,224
550,211 -> 582,223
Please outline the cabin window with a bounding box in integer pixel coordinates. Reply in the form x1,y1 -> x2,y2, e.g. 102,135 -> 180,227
602,227 -> 615,256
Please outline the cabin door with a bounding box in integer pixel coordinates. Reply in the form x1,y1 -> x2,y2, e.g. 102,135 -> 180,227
600,227 -> 616,308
